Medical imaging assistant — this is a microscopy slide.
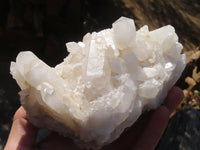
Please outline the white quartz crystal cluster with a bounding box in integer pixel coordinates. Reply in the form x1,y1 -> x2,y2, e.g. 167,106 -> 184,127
10,17 -> 185,149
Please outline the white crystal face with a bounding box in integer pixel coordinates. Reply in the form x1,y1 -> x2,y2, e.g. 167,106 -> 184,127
10,17 -> 185,149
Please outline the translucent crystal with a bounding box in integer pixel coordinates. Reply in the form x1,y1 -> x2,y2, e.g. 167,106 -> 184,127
10,17 -> 185,149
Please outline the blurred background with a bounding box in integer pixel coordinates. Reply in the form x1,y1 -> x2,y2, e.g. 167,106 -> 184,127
0,0 -> 199,149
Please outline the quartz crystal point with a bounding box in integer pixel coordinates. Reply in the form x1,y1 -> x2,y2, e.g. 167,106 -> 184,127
10,17 -> 185,149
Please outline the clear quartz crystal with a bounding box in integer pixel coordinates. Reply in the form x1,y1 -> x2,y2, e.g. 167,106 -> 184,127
10,16 -> 185,149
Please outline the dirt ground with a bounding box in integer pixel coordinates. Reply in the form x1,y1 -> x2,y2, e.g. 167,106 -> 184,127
0,0 -> 199,149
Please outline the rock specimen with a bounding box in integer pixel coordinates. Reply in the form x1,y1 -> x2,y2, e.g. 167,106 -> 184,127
10,17 -> 185,149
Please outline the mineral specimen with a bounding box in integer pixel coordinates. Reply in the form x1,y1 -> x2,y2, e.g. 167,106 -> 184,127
10,17 -> 185,149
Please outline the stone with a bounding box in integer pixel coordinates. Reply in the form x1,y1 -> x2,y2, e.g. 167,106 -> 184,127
10,17 -> 185,149
156,108 -> 200,150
